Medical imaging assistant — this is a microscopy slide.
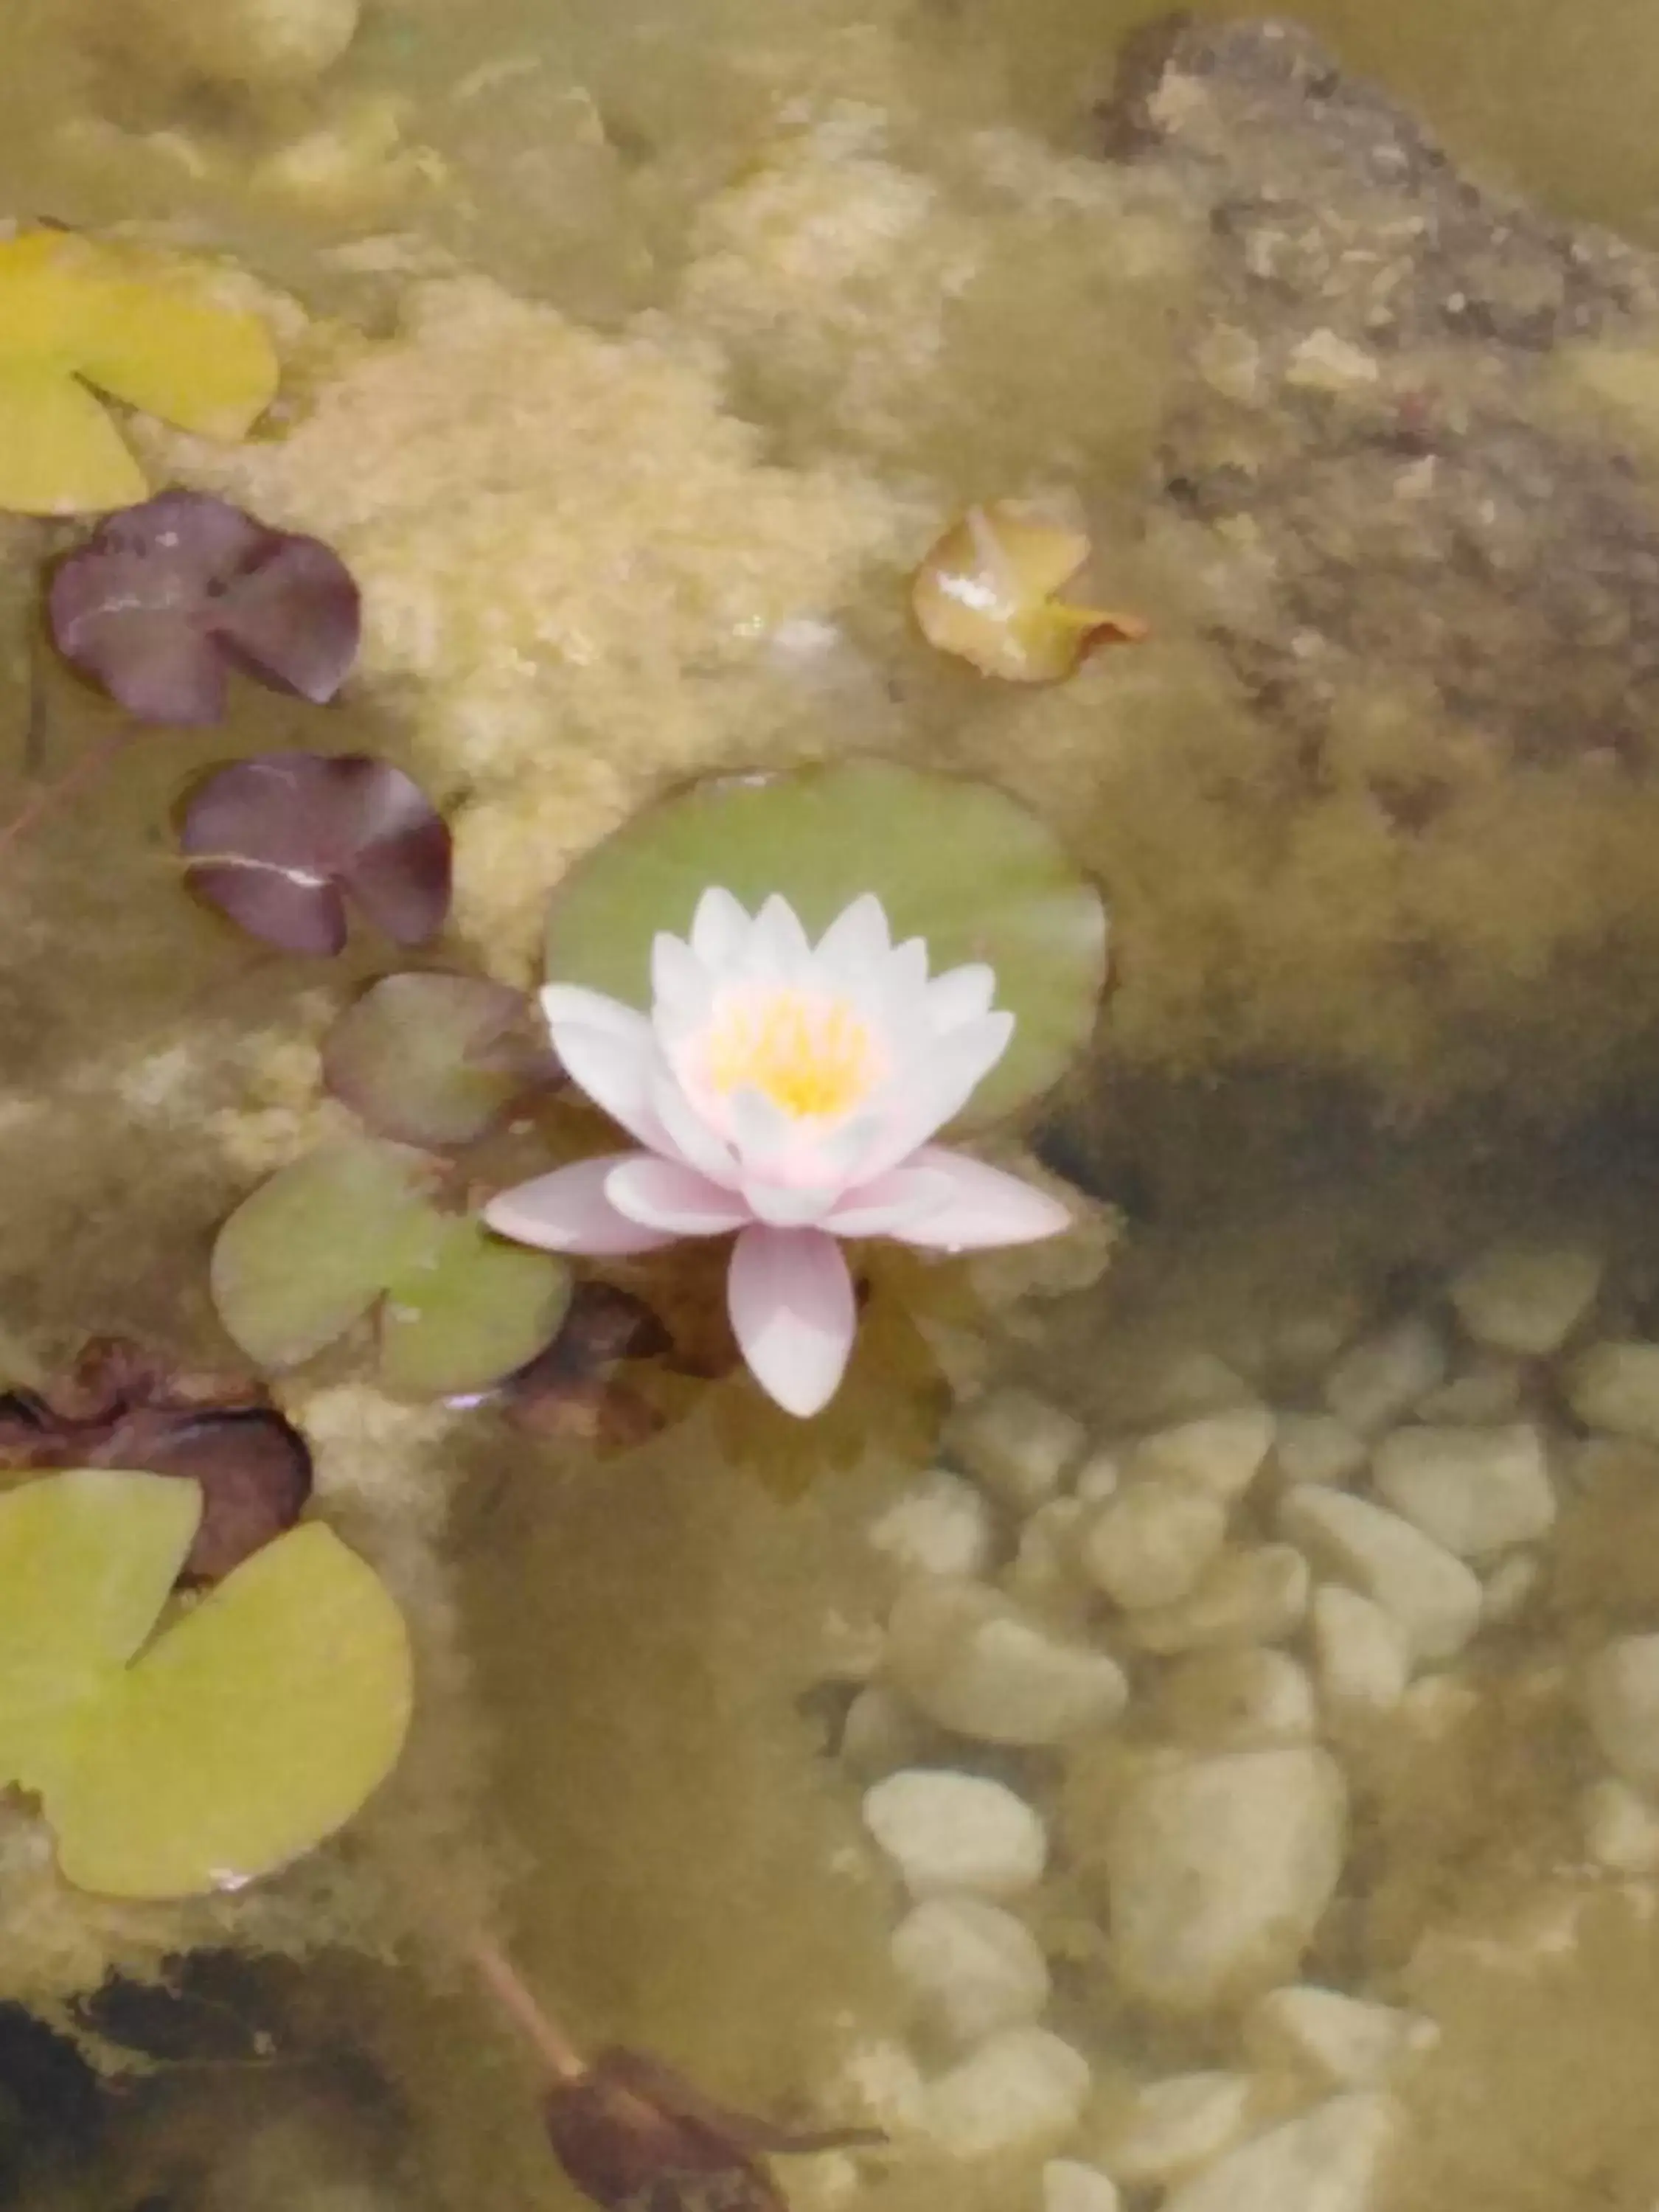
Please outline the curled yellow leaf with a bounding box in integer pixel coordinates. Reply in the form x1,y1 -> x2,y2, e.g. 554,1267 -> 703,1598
912,498 -> 1148,684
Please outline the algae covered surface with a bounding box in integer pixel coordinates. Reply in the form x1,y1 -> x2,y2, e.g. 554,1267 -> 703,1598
8,0 -> 1659,2208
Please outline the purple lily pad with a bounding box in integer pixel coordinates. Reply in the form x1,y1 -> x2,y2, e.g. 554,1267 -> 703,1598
47,490 -> 362,726
179,751 -> 452,956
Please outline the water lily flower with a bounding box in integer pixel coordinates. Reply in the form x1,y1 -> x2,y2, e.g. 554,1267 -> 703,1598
484,890 -> 1072,1418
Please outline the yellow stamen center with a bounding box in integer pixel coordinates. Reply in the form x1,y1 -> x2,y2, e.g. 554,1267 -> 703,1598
703,989 -> 880,1121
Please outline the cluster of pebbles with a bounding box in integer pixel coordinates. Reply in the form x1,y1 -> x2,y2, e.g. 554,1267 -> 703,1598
823,1236 -> 1659,2210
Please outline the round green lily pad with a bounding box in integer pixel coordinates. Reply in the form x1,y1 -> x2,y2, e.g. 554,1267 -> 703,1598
543,760 -> 1107,1124
378,1217 -> 571,1399
322,973 -> 541,1150
210,1138 -> 431,1371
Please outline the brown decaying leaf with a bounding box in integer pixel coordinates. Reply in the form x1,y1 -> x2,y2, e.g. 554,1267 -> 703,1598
0,1337 -> 311,1581
501,1282 -> 673,1448
911,497 -> 1148,684
545,2048 -> 884,2212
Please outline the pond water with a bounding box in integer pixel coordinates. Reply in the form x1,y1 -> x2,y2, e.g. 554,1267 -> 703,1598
6,1 -> 1659,2210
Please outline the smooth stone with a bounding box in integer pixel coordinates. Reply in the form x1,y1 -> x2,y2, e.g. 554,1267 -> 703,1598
1450,1240 -> 1603,1357
1161,2095 -> 1399,2212
886,1578 -> 1127,1745
1584,1633 -> 1659,1790
840,1685 -> 930,1778
1310,1586 -> 1411,1722
1243,1986 -> 1438,2090
1082,1480 -> 1229,1610
1581,1775 -> 1659,1874
1107,1749 -> 1348,2011
1100,2072 -> 1257,2187
1324,1318 -> 1447,1435
1044,2161 -> 1122,2212
132,0 -> 359,84
1567,1341 -> 1659,1448
1481,1550 -> 1542,1629
1130,1351 -> 1258,1425
1125,1545 -> 1310,1655
1370,1422 -> 1555,1557
1002,1498 -> 1092,1618
1272,1413 -> 1366,1489
868,1470 -> 996,1581
863,1770 -> 1047,1899
1155,1648 -> 1318,1750
1413,1354 -> 1525,1426
920,2027 -> 1091,2156
1279,1489 -> 1481,1663
946,1390 -> 1087,1513
1125,1406 -> 1277,1502
1074,1450 -> 1123,1505
891,1896 -> 1051,2048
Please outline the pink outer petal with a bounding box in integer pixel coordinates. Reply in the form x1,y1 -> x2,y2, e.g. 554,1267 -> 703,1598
727,1225 -> 857,1418
606,1156 -> 753,1236
886,1147 -> 1072,1251
483,1155 -> 681,1256
823,1166 -> 954,1237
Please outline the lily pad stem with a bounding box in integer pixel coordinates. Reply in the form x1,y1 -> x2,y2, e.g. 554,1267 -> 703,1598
0,724 -> 131,856
467,1933 -> 588,2085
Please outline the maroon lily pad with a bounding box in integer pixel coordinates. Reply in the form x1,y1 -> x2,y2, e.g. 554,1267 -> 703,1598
178,751 -> 452,956
0,1338 -> 312,1582
47,490 -> 361,726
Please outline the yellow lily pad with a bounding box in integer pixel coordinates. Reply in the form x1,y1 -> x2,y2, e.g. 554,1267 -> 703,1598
912,499 -> 1148,683
0,231 -> 279,516
46,1521 -> 412,1901
0,1471 -> 200,1790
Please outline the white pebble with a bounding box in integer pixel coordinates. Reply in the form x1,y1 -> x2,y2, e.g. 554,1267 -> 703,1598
1074,1449 -> 1122,1505
1370,1422 -> 1554,1557
863,1770 -> 1047,1899
1002,1498 -> 1091,1618
1279,1488 -> 1481,1663
1243,1986 -> 1437,2090
1132,1351 -> 1257,1424
1285,329 -> 1380,391
840,1685 -> 929,1778
1567,1341 -> 1659,1447
1450,1240 -> 1603,1357
1082,1481 -> 1229,1610
947,1390 -> 1085,1512
835,2039 -> 927,2131
886,1579 -> 1127,1745
1310,1586 -> 1411,1723
1126,1407 -> 1276,1502
1155,1648 -> 1317,1750
891,1896 -> 1051,2048
1324,1318 -> 1447,1434
1414,1354 -> 1524,1426
131,0 -> 359,84
1044,2161 -> 1121,2212
1481,1551 -> 1541,1629
920,2026 -> 1091,2157
1126,1545 -> 1310,1655
1161,2093 -> 1399,2212
869,1471 -> 996,1581
1584,1633 -> 1659,1790
1581,1776 -> 1659,1874
1273,1414 -> 1366,1489
1107,1749 -> 1348,2011
1100,2072 -> 1256,2186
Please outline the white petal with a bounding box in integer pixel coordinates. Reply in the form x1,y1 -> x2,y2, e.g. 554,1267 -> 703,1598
852,1012 -> 1016,1182
743,1178 -> 838,1227
540,983 -> 648,1037
813,893 -> 891,979
727,1225 -> 857,1418
651,931 -> 714,1024
926,961 -> 997,1032
824,1166 -> 954,1237
649,1065 -> 742,1187
886,1147 -> 1071,1250
888,935 -> 930,995
751,893 -> 811,976
606,1157 -> 751,1235
484,1155 -> 679,1254
689,886 -> 751,966
543,1017 -> 667,1154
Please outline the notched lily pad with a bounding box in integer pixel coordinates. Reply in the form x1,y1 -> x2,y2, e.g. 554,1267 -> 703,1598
49,491 -> 361,725
543,759 -> 1108,1123
212,1141 -> 570,1397
179,751 -> 452,956
323,972 -> 560,1149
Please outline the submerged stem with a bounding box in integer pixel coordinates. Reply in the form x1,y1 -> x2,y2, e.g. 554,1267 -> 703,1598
0,723 -> 130,857
467,1934 -> 588,2084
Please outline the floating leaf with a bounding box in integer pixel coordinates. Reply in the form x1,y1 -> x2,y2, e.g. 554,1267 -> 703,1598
41,1514 -> 412,1901
498,1282 -> 673,1447
49,491 -> 361,726
180,751 -> 452,956
210,1139 -> 432,1369
911,498 -> 1148,683
379,1216 -> 571,1400
212,1143 -> 569,1397
0,231 -> 279,516
543,759 -> 1107,1124
0,1338 -> 312,1582
323,973 -> 557,1149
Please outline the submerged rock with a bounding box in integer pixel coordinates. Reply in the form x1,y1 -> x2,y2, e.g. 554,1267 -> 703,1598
1158,2092 -> 1399,2212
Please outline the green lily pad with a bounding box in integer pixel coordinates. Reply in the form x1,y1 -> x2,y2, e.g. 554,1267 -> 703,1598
543,760 -> 1107,1124
322,973 -> 549,1150
379,1216 -> 571,1399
